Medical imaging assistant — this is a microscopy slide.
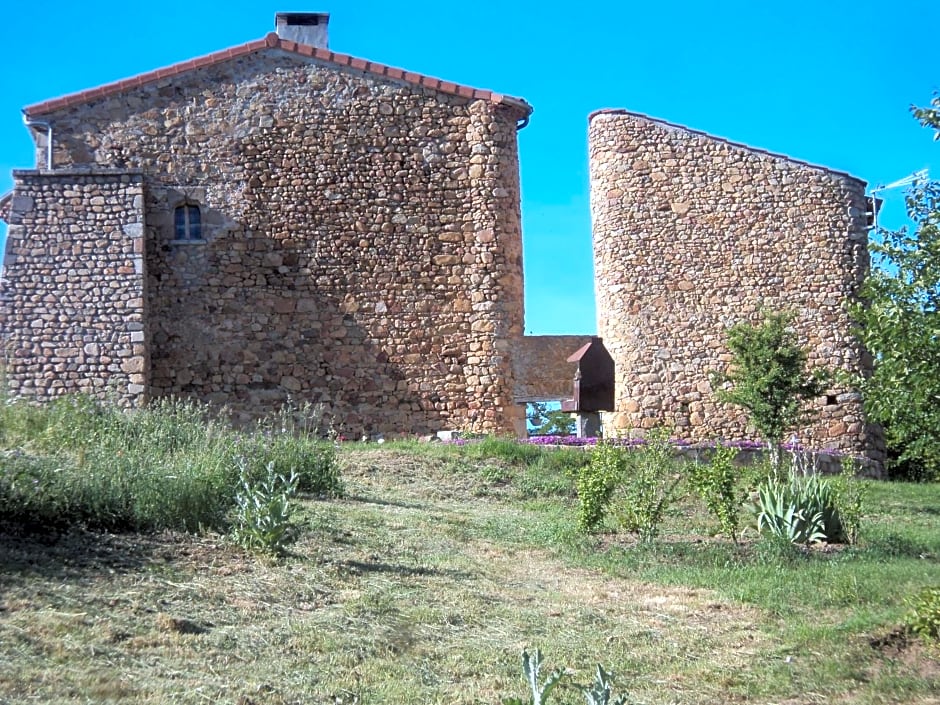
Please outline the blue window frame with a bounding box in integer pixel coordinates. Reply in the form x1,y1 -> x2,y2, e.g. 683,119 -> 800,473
174,204 -> 202,240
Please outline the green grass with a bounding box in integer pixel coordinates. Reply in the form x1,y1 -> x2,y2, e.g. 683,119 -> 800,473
0,412 -> 938,704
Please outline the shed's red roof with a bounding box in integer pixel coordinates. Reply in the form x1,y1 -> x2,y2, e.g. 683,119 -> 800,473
24,33 -> 532,118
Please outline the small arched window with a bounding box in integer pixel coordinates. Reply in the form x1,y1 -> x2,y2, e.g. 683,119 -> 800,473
174,204 -> 202,241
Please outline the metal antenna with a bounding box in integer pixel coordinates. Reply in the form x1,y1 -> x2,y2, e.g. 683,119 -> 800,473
870,169 -> 930,230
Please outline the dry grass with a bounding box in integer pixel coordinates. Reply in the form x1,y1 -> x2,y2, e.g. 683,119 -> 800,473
0,448 -> 936,704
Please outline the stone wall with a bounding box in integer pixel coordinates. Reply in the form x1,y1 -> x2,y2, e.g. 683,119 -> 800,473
589,110 -> 883,463
17,49 -> 528,436
0,170 -> 148,406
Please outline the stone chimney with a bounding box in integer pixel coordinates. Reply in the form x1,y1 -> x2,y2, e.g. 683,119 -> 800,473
275,12 -> 330,48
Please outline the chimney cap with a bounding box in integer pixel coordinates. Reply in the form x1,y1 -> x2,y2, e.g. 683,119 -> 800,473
275,12 -> 330,48
275,12 -> 330,26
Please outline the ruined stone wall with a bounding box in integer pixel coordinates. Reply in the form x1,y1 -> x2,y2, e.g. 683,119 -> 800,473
25,50 -> 526,436
0,170 -> 148,406
589,110 -> 883,462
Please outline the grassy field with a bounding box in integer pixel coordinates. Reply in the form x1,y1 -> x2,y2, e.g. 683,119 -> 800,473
1,440 -> 939,704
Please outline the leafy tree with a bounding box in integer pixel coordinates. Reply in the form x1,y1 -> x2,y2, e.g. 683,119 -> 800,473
712,311 -> 827,471
851,95 -> 940,479
526,402 -> 575,436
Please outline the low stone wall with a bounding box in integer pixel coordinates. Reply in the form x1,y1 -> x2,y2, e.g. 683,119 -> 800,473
1,169 -> 148,406
674,445 -> 882,478
528,439 -> 882,478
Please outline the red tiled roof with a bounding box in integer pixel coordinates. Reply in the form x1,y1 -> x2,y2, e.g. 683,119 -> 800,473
589,108 -> 864,185
25,33 -> 532,118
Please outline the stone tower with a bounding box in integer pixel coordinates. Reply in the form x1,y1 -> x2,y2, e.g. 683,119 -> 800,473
589,109 -> 884,464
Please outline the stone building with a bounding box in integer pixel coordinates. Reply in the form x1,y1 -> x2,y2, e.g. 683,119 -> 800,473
589,110 -> 883,462
0,13 -> 882,462
0,13 -> 553,437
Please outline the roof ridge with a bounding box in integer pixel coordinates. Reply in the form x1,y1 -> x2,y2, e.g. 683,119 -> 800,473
589,108 -> 864,185
24,33 -> 532,118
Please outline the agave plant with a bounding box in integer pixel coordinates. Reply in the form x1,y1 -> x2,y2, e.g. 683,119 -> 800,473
502,650 -> 632,705
578,664 -> 631,705
502,649 -> 566,705
753,472 -> 844,544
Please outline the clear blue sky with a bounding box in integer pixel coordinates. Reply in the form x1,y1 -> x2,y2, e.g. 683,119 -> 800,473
1,0 -> 937,334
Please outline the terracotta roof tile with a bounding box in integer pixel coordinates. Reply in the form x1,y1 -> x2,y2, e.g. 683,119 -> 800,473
589,108 -> 863,184
24,35 -> 532,118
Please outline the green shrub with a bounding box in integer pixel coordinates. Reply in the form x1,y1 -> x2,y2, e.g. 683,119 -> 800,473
712,311 -> 828,474
576,430 -> 685,540
688,444 -> 742,543
577,441 -> 626,532
616,428 -> 684,542
905,586 -> 940,642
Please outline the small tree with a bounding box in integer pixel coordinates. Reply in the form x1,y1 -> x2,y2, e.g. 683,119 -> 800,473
712,311 -> 827,472
850,95 -> 940,479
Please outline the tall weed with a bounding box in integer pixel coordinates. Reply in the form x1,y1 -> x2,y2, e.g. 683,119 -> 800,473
502,649 -> 631,705
0,394 -> 341,532
829,457 -> 867,545
231,460 -> 299,556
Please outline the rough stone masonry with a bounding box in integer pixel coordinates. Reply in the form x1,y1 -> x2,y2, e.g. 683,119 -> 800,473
0,13 -> 883,465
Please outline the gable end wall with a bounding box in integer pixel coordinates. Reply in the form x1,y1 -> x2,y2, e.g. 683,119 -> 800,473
21,51 -> 525,436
